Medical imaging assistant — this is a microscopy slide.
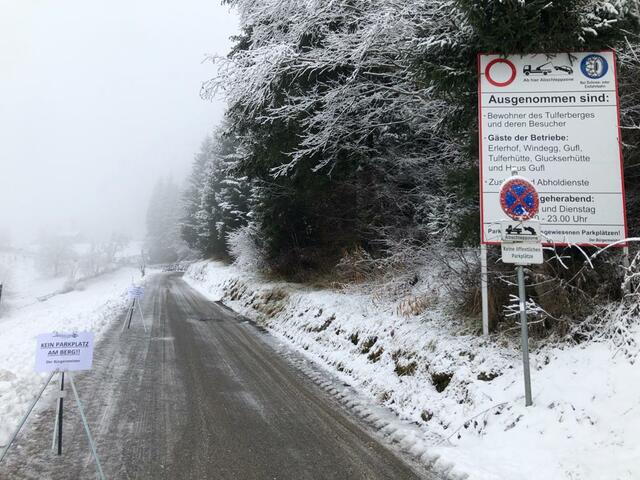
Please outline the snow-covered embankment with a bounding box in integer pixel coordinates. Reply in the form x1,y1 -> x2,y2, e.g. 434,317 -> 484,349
185,260 -> 640,480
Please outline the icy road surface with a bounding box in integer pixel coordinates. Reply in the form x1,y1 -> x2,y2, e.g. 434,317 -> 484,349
0,273 -> 433,479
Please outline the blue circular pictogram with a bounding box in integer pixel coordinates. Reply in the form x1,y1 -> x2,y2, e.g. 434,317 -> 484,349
500,178 -> 539,220
580,54 -> 608,79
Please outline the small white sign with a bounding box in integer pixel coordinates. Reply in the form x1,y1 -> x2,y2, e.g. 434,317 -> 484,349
128,285 -> 144,299
501,242 -> 543,265
35,332 -> 94,373
501,220 -> 541,242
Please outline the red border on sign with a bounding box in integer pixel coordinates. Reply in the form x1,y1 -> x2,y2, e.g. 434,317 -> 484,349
612,50 -> 630,247
485,58 -> 516,87
478,50 -> 629,247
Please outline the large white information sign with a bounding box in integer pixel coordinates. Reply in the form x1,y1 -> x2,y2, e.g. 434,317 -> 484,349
479,51 -> 627,246
35,332 -> 94,372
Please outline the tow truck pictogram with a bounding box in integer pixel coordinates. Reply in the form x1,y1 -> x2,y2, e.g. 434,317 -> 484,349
523,62 -> 552,75
523,62 -> 573,76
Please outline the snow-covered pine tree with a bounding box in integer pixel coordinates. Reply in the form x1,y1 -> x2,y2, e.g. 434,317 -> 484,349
194,152 -> 223,255
206,0 -> 465,275
146,178 -> 185,263
213,129 -> 251,252
180,124 -> 250,259
204,0 -> 639,291
181,138 -> 212,252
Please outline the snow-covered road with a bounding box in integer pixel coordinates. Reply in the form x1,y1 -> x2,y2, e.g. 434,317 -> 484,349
0,273 -> 435,479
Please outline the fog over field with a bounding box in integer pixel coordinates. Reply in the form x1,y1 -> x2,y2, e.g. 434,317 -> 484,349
0,0 -> 238,245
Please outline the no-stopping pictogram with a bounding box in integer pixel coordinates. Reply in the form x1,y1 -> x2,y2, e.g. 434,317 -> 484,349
500,177 -> 539,220
485,58 -> 516,87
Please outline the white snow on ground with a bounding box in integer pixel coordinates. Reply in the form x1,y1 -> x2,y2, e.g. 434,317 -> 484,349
185,260 -> 640,480
0,263 -> 139,446
0,250 -> 66,311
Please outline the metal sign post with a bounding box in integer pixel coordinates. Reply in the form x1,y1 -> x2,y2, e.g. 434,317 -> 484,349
124,298 -> 136,331
124,285 -> 147,332
498,173 -> 541,407
480,244 -> 489,336
516,266 -> 533,406
51,372 -> 65,455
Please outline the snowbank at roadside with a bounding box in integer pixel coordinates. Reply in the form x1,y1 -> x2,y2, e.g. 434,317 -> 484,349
0,267 -> 138,446
185,260 -> 640,480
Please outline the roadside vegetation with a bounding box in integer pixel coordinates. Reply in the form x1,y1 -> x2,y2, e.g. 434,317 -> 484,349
156,0 -> 640,336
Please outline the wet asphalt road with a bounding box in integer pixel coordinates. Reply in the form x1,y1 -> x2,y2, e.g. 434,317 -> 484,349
0,273 -> 432,479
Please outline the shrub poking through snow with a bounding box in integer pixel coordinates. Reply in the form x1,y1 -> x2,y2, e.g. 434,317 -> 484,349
397,294 -> 435,318
308,314 -> 336,333
360,336 -> 378,354
368,347 -> 384,363
395,360 -> 418,377
421,410 -> 434,422
431,372 -> 453,393
476,371 -> 500,382
571,251 -> 640,362
392,350 -> 418,377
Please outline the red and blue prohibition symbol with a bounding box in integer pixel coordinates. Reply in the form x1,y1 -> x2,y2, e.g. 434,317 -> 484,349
500,178 -> 539,220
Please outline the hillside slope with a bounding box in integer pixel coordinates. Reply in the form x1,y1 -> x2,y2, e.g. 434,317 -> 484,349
186,260 -> 640,480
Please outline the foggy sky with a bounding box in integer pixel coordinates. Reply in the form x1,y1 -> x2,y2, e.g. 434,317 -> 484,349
0,0 -> 238,244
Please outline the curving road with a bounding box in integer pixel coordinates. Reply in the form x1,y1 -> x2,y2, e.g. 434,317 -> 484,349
0,273 -> 433,479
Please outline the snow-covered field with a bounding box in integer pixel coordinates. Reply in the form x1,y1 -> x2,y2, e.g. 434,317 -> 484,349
0,253 -> 138,446
185,260 -> 640,480
0,250 -> 65,312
